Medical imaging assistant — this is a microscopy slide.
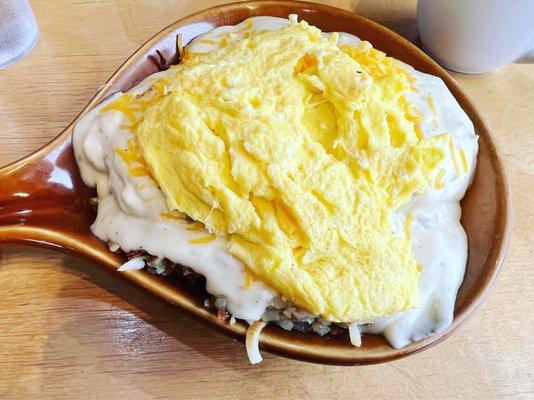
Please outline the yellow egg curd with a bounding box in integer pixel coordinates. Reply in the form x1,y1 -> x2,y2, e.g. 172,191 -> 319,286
102,19 -> 447,322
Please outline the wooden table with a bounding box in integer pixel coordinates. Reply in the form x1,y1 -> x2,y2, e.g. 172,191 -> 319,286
1,1 -> 532,398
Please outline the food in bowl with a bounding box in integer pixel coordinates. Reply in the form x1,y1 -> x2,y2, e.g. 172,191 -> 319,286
73,15 -> 478,363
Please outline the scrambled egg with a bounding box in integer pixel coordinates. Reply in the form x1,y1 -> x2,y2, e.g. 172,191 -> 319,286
103,19 -> 447,322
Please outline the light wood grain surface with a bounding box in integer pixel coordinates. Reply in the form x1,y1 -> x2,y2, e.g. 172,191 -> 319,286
1,1 -> 533,399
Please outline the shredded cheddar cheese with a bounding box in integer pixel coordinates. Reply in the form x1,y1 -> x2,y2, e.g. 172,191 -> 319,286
426,96 -> 437,116
189,235 -> 217,244
448,138 -> 460,176
160,210 -> 186,220
414,125 -> 425,141
128,166 -> 149,177
404,214 -> 414,239
244,269 -> 257,289
435,168 -> 445,189
186,221 -> 206,231
294,53 -> 317,73
459,148 -> 469,173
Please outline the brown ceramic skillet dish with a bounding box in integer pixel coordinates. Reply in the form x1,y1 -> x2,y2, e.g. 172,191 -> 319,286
0,1 -> 511,365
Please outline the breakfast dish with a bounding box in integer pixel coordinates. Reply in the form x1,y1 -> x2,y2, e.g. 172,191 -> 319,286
73,15 -> 478,363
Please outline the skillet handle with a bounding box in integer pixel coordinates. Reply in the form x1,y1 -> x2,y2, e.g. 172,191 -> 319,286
0,131 -> 97,249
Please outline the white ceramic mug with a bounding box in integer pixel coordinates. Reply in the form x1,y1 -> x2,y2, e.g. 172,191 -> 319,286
417,0 -> 534,74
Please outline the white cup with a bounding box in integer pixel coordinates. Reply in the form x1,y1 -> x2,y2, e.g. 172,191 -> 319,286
417,0 -> 534,74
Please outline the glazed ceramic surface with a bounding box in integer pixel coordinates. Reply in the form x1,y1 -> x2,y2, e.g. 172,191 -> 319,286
0,1 -> 511,365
